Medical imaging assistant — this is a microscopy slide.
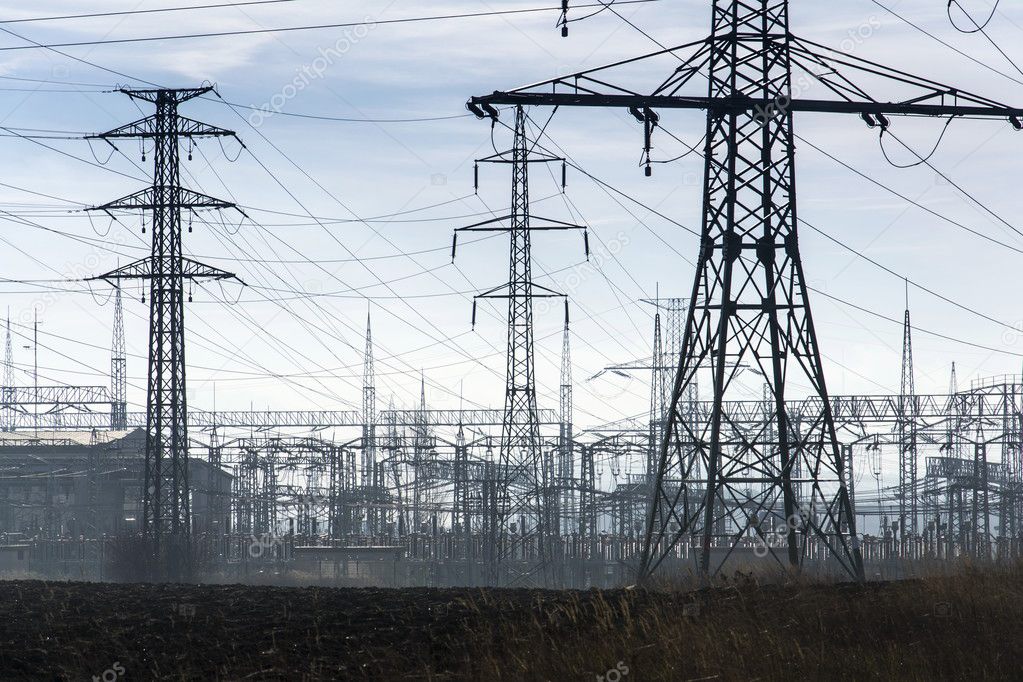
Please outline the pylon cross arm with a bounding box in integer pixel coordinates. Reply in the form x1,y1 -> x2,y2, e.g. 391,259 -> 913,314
86,114 -> 235,140
86,256 -> 240,284
469,33 -> 1023,121
87,187 -> 236,212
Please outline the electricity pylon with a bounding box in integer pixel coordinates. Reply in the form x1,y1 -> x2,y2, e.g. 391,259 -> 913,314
468,0 -> 1023,581
87,87 -> 242,581
111,285 -> 127,430
2,314 -> 12,432
363,308 -> 376,490
453,104 -> 586,586
899,286 -> 918,556
559,303 -> 573,537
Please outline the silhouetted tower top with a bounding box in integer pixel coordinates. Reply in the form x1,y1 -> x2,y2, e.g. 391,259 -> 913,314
362,307 -> 376,485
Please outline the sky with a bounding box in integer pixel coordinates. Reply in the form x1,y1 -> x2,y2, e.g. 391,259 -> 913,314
0,0 -> 1021,432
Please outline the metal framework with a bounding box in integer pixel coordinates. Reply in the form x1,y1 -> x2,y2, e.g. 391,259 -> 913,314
559,305 -> 574,536
362,310 -> 376,489
87,87 -> 239,580
454,104 -> 586,586
2,315 -> 12,432
111,286 -> 128,430
7,372 -> 1023,585
899,298 -> 918,555
467,0 -> 1023,582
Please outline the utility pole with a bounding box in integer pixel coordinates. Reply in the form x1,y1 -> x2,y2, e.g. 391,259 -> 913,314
899,283 -> 918,557
111,286 -> 128,430
468,0 -> 1023,582
86,87 -> 242,581
453,104 -> 586,586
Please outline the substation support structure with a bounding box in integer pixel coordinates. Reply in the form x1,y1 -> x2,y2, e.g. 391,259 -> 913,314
467,0 -> 1023,583
86,86 -> 241,581
4,378 -> 1023,584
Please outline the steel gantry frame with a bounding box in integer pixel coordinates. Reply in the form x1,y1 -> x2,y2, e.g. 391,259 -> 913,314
467,0 -> 1023,582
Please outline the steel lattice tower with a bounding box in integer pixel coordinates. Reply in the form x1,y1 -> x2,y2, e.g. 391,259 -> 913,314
559,303 -> 573,536
899,292 -> 918,554
363,309 -> 376,488
2,313 -> 12,432
454,104 -> 585,585
648,297 -> 665,482
501,107 -> 544,579
413,372 -> 429,532
111,286 -> 128,430
87,87 -> 239,581
641,296 -> 692,483
664,2 -> 839,578
469,0 -> 1023,580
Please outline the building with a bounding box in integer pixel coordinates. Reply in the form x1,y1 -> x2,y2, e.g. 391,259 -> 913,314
0,428 -> 232,538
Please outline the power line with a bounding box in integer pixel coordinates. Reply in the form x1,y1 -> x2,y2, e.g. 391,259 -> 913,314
0,16 -> 652,421
810,286 -> 1023,359
868,0 -> 1023,87
218,101 -> 473,124
948,0 -> 1002,33
530,110 -> 1023,363
948,0 -> 1023,80
2,1 -> 300,25
796,133 -> 1023,255
0,2 -> 662,53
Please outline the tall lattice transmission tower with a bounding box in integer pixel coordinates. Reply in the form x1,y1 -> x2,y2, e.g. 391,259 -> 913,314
111,286 -> 128,430
2,313 -> 12,432
469,0 -> 1023,581
363,308 -> 376,488
87,87 -> 241,581
559,303 -> 573,536
455,104 -> 585,585
899,286 -> 918,556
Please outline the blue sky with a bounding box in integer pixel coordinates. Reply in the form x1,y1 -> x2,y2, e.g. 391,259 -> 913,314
0,0 -> 1021,431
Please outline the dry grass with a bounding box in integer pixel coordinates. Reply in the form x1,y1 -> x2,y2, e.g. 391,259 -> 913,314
444,566 -> 1022,680
1,564 -> 1021,680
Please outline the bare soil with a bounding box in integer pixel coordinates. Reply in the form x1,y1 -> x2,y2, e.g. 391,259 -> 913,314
0,570 -> 1020,680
